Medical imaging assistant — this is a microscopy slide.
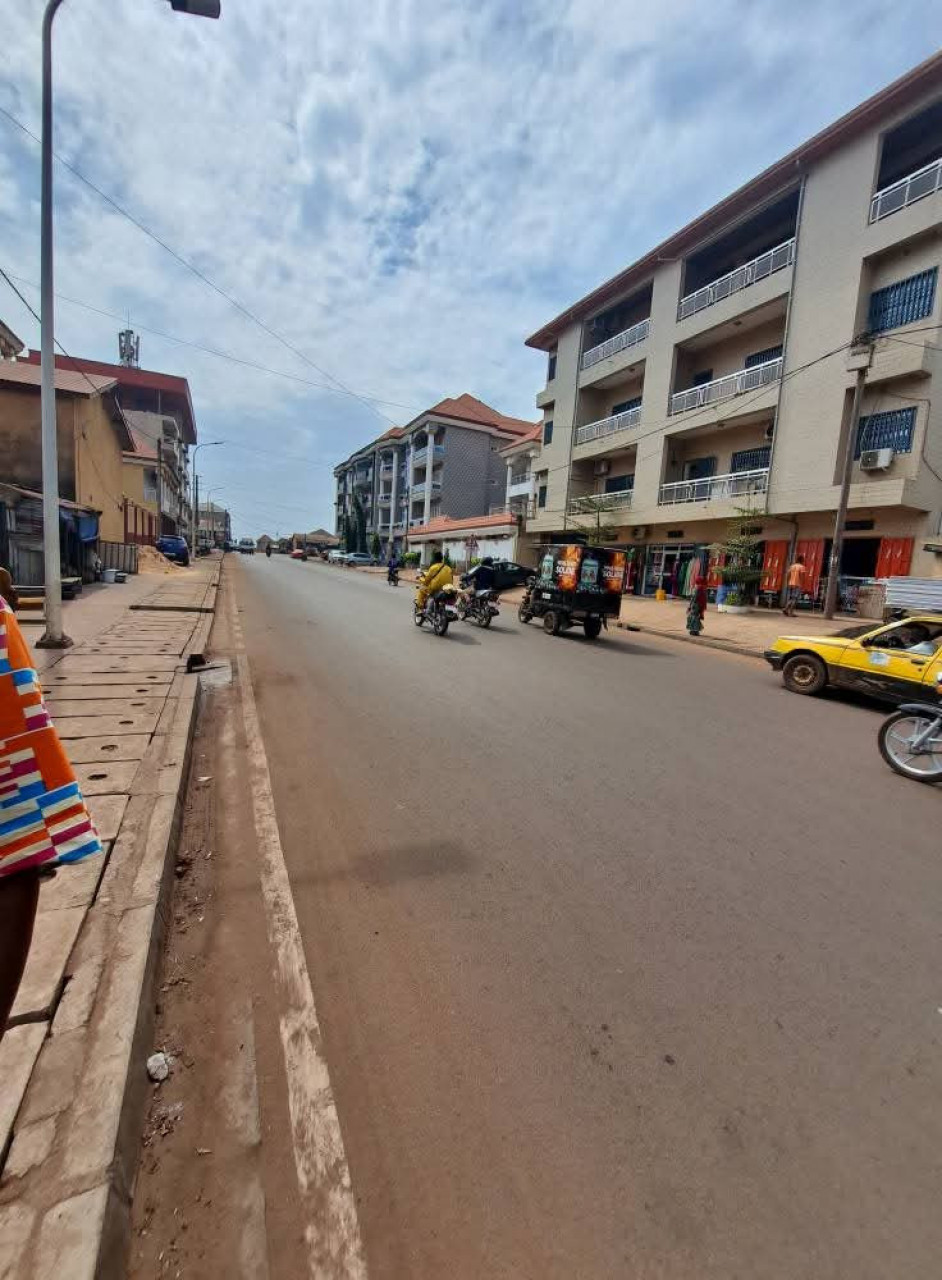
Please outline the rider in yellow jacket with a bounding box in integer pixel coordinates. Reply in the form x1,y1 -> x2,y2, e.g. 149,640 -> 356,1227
415,553 -> 453,610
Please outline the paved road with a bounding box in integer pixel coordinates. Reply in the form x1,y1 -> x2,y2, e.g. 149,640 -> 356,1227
235,556 -> 941,1280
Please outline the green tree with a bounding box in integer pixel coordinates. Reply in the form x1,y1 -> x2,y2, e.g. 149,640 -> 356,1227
566,495 -> 620,546
370,532 -> 381,560
351,495 -> 367,554
711,505 -> 765,606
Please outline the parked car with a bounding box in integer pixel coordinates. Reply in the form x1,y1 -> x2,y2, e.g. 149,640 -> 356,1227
345,552 -> 378,567
155,534 -> 190,566
488,559 -> 535,591
765,613 -> 942,703
290,548 -> 308,561
238,538 -> 256,555
327,549 -> 349,564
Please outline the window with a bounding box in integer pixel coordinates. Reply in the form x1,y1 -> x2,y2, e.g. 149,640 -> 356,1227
730,446 -> 772,472
611,396 -> 642,416
604,474 -> 634,493
538,475 -> 548,509
683,456 -> 717,481
744,345 -> 783,369
547,351 -> 557,382
868,267 -> 937,334
543,419 -> 554,445
691,370 -> 713,387
854,406 -> 917,458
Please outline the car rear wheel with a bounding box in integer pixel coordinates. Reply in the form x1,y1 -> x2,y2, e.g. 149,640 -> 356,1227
583,616 -> 603,640
782,653 -> 827,695
542,610 -> 561,636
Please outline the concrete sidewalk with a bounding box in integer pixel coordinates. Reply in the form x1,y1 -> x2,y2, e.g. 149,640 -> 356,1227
0,557 -> 220,1280
615,595 -> 858,657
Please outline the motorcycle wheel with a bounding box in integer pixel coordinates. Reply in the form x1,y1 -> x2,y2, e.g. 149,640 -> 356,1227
413,607 -> 424,627
432,611 -> 449,637
518,603 -> 532,624
479,611 -> 493,628
542,610 -> 561,636
878,710 -> 942,782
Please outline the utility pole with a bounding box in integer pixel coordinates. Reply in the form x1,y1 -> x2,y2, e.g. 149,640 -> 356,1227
194,473 -> 199,550
156,438 -> 163,538
824,339 -> 872,618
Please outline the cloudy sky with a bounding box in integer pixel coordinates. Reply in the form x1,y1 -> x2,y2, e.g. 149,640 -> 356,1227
1,1 -> 939,537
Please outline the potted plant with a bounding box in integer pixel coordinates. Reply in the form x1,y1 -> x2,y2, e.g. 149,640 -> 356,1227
711,507 -> 764,614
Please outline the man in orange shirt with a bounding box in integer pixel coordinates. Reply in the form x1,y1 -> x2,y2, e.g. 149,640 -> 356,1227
783,554 -> 806,616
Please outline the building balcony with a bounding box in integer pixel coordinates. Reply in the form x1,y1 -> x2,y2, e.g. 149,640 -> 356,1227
677,239 -> 795,322
379,460 -> 395,476
658,467 -> 769,506
412,444 -> 445,467
354,471 -> 373,486
507,472 -> 534,498
410,481 -> 442,499
669,356 -> 783,416
574,405 -> 641,448
869,156 -> 942,223
377,492 -> 392,505
567,490 -> 633,515
581,317 -> 650,372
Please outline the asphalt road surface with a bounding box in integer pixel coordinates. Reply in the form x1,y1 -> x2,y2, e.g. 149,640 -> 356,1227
233,555 -> 941,1280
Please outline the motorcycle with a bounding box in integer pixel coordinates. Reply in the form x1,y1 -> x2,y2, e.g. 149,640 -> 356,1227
517,575 -> 537,624
387,564 -> 400,586
265,544 -> 272,559
457,587 -> 500,628
878,670 -> 942,783
413,585 -> 460,637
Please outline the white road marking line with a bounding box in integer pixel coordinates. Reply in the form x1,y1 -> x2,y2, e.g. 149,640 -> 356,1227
230,593 -> 368,1279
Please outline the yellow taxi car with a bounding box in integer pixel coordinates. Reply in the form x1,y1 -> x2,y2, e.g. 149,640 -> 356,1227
765,613 -> 942,702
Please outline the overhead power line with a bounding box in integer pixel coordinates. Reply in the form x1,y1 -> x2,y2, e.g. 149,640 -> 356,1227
0,103 -> 398,427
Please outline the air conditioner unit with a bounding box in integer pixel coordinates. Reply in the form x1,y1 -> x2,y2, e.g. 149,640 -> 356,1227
594,460 -> 611,476
860,447 -> 894,471
631,525 -> 648,539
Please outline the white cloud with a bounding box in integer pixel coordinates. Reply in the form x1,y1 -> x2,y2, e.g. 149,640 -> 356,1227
0,0 -> 937,534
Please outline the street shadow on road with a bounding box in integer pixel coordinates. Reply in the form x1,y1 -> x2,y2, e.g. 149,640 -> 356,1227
294,840 -> 474,889
539,632 -> 675,658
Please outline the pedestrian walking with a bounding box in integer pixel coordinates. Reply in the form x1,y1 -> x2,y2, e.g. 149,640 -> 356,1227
0,594 -> 102,1042
783,555 -> 807,616
686,571 -> 708,636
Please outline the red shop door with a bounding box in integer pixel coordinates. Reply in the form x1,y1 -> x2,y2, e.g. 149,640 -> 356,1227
761,540 -> 789,592
875,536 -> 914,578
796,539 -> 825,597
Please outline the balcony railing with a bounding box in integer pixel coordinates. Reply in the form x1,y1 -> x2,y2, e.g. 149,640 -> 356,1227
678,238 -> 795,321
870,157 -> 942,222
658,467 -> 770,506
582,317 -> 650,370
567,490 -> 633,515
410,481 -> 442,499
669,355 -> 783,415
379,460 -> 394,475
575,404 -> 642,447
507,472 -> 533,495
412,443 -> 445,466
377,492 -> 392,505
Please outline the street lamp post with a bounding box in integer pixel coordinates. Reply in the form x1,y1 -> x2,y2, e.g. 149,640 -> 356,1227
190,440 -> 225,549
37,0 -> 221,647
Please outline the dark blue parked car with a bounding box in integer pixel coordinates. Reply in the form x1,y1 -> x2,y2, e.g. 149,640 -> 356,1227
156,534 -> 190,566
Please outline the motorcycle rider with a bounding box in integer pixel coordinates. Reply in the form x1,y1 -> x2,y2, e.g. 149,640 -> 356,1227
466,556 -> 496,596
265,543 -> 272,558
415,548 -> 453,611
387,549 -> 400,585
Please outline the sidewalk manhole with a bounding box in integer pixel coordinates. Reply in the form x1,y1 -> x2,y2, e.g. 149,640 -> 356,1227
99,744 -> 118,753
120,719 -> 133,725
89,772 -> 107,781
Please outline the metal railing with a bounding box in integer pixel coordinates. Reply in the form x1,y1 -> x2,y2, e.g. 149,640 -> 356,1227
581,317 -> 650,370
377,492 -> 392,505
870,157 -> 942,222
575,404 -> 642,446
567,491 -> 633,515
658,466 -> 770,505
412,443 -> 445,466
669,355 -> 783,415
507,472 -> 533,492
678,238 -> 795,321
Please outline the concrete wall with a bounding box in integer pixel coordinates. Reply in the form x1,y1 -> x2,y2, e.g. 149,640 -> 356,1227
0,384 -> 76,499
72,395 -> 126,541
438,426 -> 505,518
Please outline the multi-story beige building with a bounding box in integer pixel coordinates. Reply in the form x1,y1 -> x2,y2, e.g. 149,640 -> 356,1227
526,54 -> 942,601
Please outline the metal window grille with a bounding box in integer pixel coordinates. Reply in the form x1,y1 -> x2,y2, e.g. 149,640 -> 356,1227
744,345 -> 783,370
730,446 -> 772,472
611,396 -> 642,416
854,406 -> 917,458
543,420 -> 554,445
867,268 -> 937,334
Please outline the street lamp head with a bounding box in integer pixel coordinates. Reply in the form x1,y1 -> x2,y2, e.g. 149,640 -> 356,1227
169,0 -> 222,17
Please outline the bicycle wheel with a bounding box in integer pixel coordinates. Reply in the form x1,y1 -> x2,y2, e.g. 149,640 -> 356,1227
878,710 -> 942,782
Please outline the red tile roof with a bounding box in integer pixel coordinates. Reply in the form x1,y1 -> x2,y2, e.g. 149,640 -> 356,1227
23,350 -> 198,443
124,424 -> 158,461
426,393 -> 534,436
499,422 -> 542,453
407,512 -> 518,538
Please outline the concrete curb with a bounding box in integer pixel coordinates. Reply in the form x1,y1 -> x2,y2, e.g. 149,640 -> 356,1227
0,676 -> 202,1280
614,620 -> 766,661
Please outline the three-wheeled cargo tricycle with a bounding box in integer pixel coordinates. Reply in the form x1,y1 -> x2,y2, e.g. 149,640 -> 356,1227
518,543 -> 626,638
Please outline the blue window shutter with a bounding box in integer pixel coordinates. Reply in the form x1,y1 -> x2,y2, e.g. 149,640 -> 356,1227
854,406 -> 917,458
868,268 -> 937,334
